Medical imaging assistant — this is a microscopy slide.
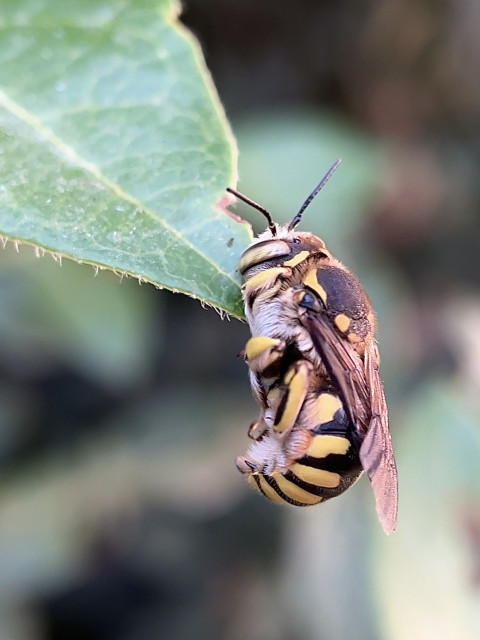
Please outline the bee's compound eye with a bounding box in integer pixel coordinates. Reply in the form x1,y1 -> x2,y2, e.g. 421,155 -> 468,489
298,289 -> 321,311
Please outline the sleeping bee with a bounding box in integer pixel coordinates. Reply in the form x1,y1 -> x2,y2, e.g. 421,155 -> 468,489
227,160 -> 398,534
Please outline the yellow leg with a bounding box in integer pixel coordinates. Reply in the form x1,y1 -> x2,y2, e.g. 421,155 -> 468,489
244,336 -> 286,374
272,360 -> 312,434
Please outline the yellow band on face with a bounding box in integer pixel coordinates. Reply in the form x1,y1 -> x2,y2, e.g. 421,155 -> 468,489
303,269 -> 328,304
239,240 -> 291,274
283,250 -> 311,268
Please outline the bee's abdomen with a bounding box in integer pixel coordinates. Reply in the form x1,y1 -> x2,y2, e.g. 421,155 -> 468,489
291,435 -> 362,501
275,431 -> 361,504
253,452 -> 361,507
249,473 -> 324,506
253,403 -> 362,507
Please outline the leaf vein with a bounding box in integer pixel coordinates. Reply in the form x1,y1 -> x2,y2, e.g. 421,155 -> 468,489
0,87 -> 241,289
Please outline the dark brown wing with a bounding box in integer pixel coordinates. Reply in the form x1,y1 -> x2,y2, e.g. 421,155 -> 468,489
302,311 -> 370,433
302,310 -> 398,534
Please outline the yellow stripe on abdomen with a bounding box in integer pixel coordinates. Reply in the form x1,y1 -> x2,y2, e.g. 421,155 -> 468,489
250,475 -> 290,505
307,434 -> 351,458
271,472 -> 323,505
314,393 -> 343,425
290,463 -> 341,488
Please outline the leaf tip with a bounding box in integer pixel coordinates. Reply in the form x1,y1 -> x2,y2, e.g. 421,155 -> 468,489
217,192 -> 253,233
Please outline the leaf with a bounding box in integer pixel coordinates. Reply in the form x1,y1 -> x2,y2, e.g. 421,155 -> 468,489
0,0 -> 251,317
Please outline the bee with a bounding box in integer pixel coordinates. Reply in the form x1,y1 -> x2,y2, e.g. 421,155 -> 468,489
227,160 -> 398,534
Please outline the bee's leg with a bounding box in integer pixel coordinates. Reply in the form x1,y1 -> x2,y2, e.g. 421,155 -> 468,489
244,336 -> 286,374
248,418 -> 268,440
248,368 -> 269,411
236,456 -> 257,474
270,360 -> 313,435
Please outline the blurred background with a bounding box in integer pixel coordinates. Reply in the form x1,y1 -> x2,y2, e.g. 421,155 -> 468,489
1,0 -> 480,638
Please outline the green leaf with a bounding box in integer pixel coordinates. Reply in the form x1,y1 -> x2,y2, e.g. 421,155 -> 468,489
0,0 -> 251,317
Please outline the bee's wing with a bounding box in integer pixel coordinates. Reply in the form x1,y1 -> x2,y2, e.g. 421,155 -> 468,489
303,311 -> 398,534
302,311 -> 369,433
362,345 -> 398,534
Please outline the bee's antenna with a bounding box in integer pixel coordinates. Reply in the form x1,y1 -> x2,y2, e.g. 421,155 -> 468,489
288,159 -> 341,231
227,187 -> 277,236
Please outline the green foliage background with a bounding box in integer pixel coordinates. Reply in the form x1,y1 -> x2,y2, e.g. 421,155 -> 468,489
1,1 -> 480,640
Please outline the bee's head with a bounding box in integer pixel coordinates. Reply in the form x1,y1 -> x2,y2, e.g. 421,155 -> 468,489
238,229 -> 328,278
228,160 -> 340,279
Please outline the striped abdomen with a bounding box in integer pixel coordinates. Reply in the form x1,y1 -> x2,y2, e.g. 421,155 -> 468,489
248,396 -> 362,506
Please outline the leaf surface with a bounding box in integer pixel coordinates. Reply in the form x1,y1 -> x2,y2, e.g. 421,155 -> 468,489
0,0 -> 251,316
